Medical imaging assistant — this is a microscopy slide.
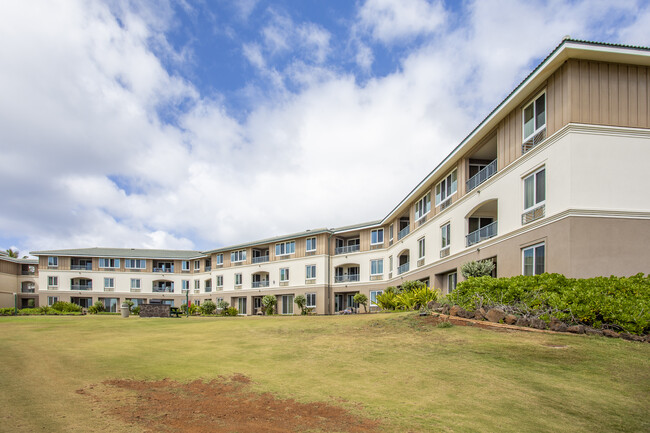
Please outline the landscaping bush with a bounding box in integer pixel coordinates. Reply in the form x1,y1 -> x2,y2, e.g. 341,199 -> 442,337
460,260 -> 495,279
449,273 -> 650,335
181,303 -> 199,315
294,294 -> 308,315
375,282 -> 438,311
132,306 -> 140,315
0,308 -> 14,316
27,299 -> 35,308
220,307 -> 238,316
87,301 -> 105,314
262,295 -> 277,315
353,293 -> 368,313
200,300 -> 217,315
51,301 -> 82,313
217,300 -> 230,311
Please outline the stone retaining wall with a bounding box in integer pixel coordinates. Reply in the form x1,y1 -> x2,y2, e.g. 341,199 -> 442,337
140,304 -> 170,318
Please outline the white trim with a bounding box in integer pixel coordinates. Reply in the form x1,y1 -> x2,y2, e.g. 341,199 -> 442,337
522,90 -> 547,142
522,242 -> 546,276
523,166 -> 546,212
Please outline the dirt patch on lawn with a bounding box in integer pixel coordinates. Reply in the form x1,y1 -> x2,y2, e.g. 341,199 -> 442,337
78,374 -> 380,433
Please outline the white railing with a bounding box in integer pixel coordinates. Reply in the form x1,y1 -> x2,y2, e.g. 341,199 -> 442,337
334,274 -> 360,283
335,244 -> 360,255
522,126 -> 546,154
397,262 -> 410,275
252,281 -> 270,288
466,159 -> 497,192
71,284 -> 92,291
152,286 -> 174,293
71,264 -> 92,270
466,221 -> 498,247
252,256 -> 270,264
398,225 -> 410,240
153,267 -> 174,273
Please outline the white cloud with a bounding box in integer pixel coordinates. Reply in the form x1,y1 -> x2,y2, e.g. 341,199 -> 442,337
358,0 -> 446,44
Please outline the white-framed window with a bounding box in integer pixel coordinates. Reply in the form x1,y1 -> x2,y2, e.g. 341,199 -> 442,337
125,259 -> 145,269
306,265 -> 316,280
99,258 -> 119,268
216,254 -> 223,265
194,280 -> 200,290
280,268 -> 290,282
47,276 -> 58,287
306,293 -> 316,308
389,224 -> 394,241
441,223 -> 451,248
523,91 -> 546,142
418,237 -> 426,259
48,256 -> 58,267
370,290 -> 383,306
181,260 -> 190,271
370,259 -> 383,275
130,278 -> 141,289
371,229 -> 384,245
216,275 -> 223,287
306,237 -> 316,252
104,278 -> 114,289
181,280 -> 190,291
194,260 -> 200,270
447,272 -> 457,293
231,250 -> 246,263
415,192 -> 431,220
523,242 -> 545,276
47,296 -> 58,306
524,167 -> 546,211
435,170 -> 457,206
235,273 -> 242,285
275,241 -> 295,256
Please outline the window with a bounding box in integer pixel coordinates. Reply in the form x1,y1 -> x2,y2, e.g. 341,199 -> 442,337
125,259 -> 145,269
48,256 -> 58,267
104,278 -> 114,289
280,268 -> 290,282
447,272 -> 457,293
275,241 -> 295,256
99,258 -> 119,268
415,193 -> 431,220
370,259 -> 383,275
523,92 -> 546,141
306,237 -> 316,252
216,275 -> 223,287
231,250 -> 246,263
235,273 -> 242,285
441,223 -> 451,248
48,276 -> 58,287
181,280 -> 190,291
306,265 -> 316,280
389,224 -> 394,241
205,280 -> 212,292
435,170 -> 457,206
48,296 -> 58,306
389,256 -> 393,272
523,243 -> 545,276
216,254 -> 223,265
194,280 -> 200,290
370,290 -> 383,306
194,260 -> 200,270
130,279 -> 141,289
182,261 -> 190,271
524,168 -> 546,210
306,293 -> 316,308
418,237 -> 426,259
371,229 -> 384,245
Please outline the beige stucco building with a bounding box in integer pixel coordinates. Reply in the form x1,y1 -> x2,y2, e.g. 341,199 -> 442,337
11,39 -> 650,314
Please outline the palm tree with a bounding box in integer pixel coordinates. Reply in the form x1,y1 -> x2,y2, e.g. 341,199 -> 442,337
5,249 -> 19,258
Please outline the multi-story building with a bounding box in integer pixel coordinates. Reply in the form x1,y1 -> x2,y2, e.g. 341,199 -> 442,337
0,251 -> 39,309
20,39 -> 650,314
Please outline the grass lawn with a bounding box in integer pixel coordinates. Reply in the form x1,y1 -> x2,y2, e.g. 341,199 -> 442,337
0,312 -> 648,432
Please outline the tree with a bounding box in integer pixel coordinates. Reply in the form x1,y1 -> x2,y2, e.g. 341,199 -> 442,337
353,293 -> 368,313
262,295 -> 277,315
5,249 -> 18,258
200,300 -> 217,315
294,294 -> 307,315
461,260 -> 495,279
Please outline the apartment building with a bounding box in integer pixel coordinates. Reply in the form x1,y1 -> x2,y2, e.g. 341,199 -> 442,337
0,251 -> 39,309
23,39 -> 650,314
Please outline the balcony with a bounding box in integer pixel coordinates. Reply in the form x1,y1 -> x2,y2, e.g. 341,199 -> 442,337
466,221 -> 498,247
252,280 -> 269,288
153,266 -> 174,273
466,159 -> 497,192
252,256 -> 270,264
397,226 -> 410,240
21,286 -> 35,293
334,274 -> 360,283
71,264 -> 93,271
522,126 -> 546,154
205,266 -> 211,271
71,284 -> 92,291
397,262 -> 410,275
335,245 -> 360,255
21,270 -> 36,275
153,287 -> 174,293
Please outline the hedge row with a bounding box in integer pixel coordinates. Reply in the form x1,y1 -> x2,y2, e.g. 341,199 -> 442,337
448,273 -> 650,335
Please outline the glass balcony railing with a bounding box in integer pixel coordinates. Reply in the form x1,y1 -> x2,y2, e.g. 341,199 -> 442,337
397,262 -> 410,275
466,159 -> 497,192
335,245 -> 360,255
398,225 -> 410,240
334,274 -> 360,283
466,221 -> 498,247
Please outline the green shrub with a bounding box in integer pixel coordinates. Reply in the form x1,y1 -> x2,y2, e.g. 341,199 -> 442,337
87,301 -> 105,314
375,291 -> 398,310
18,308 -> 41,315
37,305 -> 50,314
51,301 -> 82,313
200,300 -> 217,315
217,300 -> 230,310
294,294 -> 307,315
123,300 -> 135,312
221,307 -> 238,316
401,280 -> 427,292
262,295 -> 277,315
0,308 -> 14,316
460,260 -> 495,279
27,299 -> 35,308
132,306 -> 140,315
353,293 -> 368,313
375,284 -> 438,311
450,273 -> 650,335
181,303 -> 199,315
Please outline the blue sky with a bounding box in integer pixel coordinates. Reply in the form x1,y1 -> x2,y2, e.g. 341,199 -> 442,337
1,0 -> 649,256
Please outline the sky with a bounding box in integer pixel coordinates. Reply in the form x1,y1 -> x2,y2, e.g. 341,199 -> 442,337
1,0 -> 649,256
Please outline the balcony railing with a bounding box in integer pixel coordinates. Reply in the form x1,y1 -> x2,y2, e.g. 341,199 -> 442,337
334,274 -> 360,283
205,287 -> 212,293
71,284 -> 92,291
522,204 -> 545,225
205,266 -> 211,271
252,256 -> 270,264
153,287 -> 174,293
252,280 -> 270,288
153,267 -> 174,273
398,225 -> 410,240
21,270 -> 36,275
466,221 -> 498,247
71,264 -> 92,271
397,262 -> 410,275
21,287 -> 35,293
466,159 -> 497,192
335,245 -> 360,255
522,126 -> 546,154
